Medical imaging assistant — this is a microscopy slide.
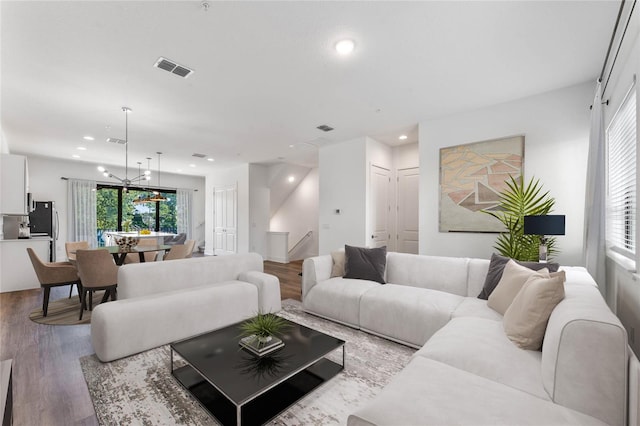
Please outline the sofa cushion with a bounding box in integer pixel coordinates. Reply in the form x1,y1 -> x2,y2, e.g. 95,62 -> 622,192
118,253 -> 264,299
359,284 -> 463,347
451,297 -> 504,321
92,280 -> 259,362
344,245 -> 387,284
330,250 -> 345,278
414,317 -> 550,400
504,272 -> 565,350
487,260 -> 549,315
385,252 -> 470,296
303,277 -> 379,327
347,356 -> 607,426
478,253 -> 559,299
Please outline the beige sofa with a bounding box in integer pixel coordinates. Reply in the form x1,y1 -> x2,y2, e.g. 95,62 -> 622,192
91,253 -> 281,362
302,252 -> 629,426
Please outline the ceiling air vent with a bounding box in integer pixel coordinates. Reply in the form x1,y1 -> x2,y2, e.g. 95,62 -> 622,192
192,153 -> 207,158
316,124 -> 334,132
154,57 -> 194,79
106,137 -> 127,144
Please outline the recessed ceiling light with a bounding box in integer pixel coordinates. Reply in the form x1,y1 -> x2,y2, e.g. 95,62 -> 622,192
288,176 -> 295,183
72,154 -> 80,159
289,144 -> 295,148
189,164 -> 196,168
77,146 -> 87,150
399,135 -> 408,140
335,39 -> 355,55
83,136 -> 94,141
207,158 -> 214,162
176,169 -> 183,172
97,166 -> 106,172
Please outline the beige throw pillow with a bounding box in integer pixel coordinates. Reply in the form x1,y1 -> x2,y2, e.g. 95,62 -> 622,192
503,272 -> 566,350
330,250 -> 345,278
487,260 -> 549,315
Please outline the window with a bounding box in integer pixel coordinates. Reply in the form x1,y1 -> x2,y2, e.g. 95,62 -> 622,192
96,185 -> 177,246
606,88 -> 637,259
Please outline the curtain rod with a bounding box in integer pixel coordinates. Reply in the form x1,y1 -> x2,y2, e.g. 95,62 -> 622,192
601,0 -> 637,96
60,177 -> 198,192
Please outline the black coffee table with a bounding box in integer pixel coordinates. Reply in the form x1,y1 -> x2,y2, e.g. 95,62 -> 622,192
170,317 -> 345,426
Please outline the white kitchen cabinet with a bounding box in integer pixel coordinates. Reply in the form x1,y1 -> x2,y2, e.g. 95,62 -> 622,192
0,238 -> 49,293
0,154 -> 29,215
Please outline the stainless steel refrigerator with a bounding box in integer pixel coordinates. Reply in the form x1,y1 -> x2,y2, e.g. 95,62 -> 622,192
29,201 -> 58,261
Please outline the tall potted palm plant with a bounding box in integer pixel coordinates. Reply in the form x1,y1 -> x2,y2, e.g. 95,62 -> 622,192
484,175 -> 557,261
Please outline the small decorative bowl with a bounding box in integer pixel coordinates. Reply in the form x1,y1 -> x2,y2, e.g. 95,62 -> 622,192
115,236 -> 139,250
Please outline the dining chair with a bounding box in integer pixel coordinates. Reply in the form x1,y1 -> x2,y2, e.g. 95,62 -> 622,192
163,239 -> 195,261
26,248 -> 81,317
65,240 -> 89,297
75,249 -> 119,320
124,237 -> 159,264
164,233 -> 187,245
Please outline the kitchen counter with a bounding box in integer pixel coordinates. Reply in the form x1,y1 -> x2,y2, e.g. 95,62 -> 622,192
0,236 -> 52,243
0,238 -> 50,293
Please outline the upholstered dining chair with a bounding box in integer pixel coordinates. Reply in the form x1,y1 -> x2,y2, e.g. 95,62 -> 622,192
124,237 -> 160,264
164,233 -> 187,245
75,249 -> 118,320
26,248 -> 81,317
65,240 -> 89,297
163,239 -> 196,261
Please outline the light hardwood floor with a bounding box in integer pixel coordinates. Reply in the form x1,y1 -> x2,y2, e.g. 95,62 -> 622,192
0,259 -> 302,425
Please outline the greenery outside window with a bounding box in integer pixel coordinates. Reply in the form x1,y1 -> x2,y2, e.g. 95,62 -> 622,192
96,185 -> 177,246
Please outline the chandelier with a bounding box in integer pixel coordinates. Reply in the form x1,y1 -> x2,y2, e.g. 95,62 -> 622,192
133,152 -> 168,203
97,107 -> 151,190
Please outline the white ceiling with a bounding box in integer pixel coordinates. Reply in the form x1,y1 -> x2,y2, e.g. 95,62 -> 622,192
1,1 -> 619,177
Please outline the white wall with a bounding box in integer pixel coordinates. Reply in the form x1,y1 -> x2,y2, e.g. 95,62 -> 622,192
319,137 -> 367,254
25,154 -> 205,260
270,168 -> 319,260
249,164 -> 270,257
393,142 -> 419,170
205,164 -> 249,255
419,81 -> 593,266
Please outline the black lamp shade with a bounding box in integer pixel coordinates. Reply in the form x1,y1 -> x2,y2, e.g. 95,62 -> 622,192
524,215 -> 565,236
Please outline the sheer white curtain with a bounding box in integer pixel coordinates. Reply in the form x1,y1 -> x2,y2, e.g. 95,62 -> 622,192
584,81 -> 606,292
176,188 -> 193,239
67,179 -> 98,247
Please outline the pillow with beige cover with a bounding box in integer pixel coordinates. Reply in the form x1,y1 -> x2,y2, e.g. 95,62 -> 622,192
330,250 -> 346,278
503,271 -> 566,350
487,259 -> 549,315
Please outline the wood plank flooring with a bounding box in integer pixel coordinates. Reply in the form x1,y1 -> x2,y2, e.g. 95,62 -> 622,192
0,259 -> 303,425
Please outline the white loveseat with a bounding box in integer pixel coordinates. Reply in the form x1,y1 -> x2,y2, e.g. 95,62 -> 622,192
302,252 -> 629,426
91,253 -> 281,362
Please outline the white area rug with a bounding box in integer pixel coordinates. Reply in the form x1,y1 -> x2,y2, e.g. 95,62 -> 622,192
80,299 -> 415,425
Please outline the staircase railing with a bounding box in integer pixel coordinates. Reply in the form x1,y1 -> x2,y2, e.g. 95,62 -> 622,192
288,230 -> 313,255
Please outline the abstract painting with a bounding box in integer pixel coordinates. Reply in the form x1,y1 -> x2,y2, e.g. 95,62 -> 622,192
439,135 -> 524,232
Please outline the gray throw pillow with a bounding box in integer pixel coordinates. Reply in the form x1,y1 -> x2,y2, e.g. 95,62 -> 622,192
477,253 -> 559,300
343,245 -> 387,284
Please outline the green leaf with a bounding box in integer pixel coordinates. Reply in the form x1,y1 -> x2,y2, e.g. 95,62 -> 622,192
481,175 -> 559,261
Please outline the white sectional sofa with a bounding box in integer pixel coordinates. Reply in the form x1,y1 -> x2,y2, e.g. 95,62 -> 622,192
91,253 -> 281,362
302,252 -> 629,426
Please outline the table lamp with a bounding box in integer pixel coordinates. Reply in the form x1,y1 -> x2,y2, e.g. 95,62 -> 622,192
523,215 -> 565,263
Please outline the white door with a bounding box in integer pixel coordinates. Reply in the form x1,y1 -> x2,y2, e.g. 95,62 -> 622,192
369,165 -> 390,248
213,185 -> 237,254
397,167 -> 419,254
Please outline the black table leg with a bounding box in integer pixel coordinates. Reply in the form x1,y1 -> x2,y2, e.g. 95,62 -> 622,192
138,252 -> 145,263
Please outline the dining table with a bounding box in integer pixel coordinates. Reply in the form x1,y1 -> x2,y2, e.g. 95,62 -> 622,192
105,244 -> 173,266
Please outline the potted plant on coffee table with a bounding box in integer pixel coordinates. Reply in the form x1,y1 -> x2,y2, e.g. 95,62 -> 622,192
238,313 -> 290,356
